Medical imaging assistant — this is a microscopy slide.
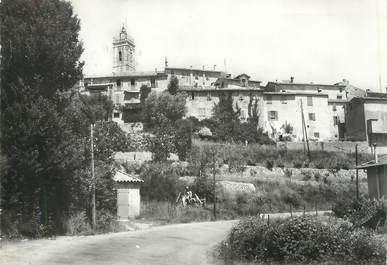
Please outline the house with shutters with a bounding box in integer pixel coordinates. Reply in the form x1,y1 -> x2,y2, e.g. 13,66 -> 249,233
79,26 -> 371,143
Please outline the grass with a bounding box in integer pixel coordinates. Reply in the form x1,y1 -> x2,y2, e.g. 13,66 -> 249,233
191,139 -> 372,170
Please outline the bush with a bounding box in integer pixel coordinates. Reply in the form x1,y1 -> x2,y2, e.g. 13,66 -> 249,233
65,212 -> 92,236
332,196 -> 386,230
174,119 -> 192,161
139,162 -> 184,202
301,170 -> 312,181
219,216 -> 386,264
284,168 -> 293,179
96,210 -> 118,233
265,159 -> 274,171
314,172 -> 321,182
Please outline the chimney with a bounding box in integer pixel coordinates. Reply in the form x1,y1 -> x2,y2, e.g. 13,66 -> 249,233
213,65 -> 217,70
290,76 -> 294,83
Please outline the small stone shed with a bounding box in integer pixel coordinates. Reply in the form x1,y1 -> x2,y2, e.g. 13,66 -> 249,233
113,171 -> 144,220
357,158 -> 387,200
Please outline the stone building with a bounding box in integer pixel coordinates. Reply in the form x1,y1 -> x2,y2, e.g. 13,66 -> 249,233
345,92 -> 387,154
80,26 -> 374,143
263,79 -> 349,141
81,27 -> 169,123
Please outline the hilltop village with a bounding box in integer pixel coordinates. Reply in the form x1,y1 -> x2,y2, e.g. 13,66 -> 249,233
79,26 -> 387,153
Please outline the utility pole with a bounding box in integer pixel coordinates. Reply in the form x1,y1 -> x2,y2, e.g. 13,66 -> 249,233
212,151 -> 217,221
355,144 -> 359,200
300,102 -> 306,156
90,124 -> 96,230
300,99 -> 311,161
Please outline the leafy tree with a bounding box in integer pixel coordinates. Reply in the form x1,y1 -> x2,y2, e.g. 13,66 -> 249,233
247,95 -> 260,126
212,92 -> 240,124
167,75 -> 179,95
143,91 -> 186,130
1,83 -> 84,235
1,0 -> 84,101
149,129 -> 176,162
93,121 -> 130,161
174,119 -> 192,161
140,84 -> 151,106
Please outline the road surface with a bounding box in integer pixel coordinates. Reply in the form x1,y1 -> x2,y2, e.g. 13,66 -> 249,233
1,211 -> 330,265
0,220 -> 237,265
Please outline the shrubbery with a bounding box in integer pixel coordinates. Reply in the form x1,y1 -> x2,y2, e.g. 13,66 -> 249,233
219,216 -> 386,264
139,162 -> 185,202
332,196 -> 386,230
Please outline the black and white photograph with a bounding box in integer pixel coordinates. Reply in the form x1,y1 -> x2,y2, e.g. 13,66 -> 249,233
1,0 -> 387,264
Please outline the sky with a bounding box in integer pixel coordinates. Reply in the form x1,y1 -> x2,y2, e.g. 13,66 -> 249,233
70,0 -> 387,91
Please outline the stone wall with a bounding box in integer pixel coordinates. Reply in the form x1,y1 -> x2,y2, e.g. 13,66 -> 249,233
276,141 -> 370,153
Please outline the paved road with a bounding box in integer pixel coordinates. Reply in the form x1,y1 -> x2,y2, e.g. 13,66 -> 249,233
0,220 -> 237,265
1,212 -> 330,265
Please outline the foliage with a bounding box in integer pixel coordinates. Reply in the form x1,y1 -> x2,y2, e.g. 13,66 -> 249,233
143,91 -> 187,130
92,121 -> 130,161
281,122 -> 294,134
167,75 -> 179,95
140,84 -> 151,106
247,95 -> 260,126
174,119 -> 192,161
1,0 -> 83,101
139,162 -> 185,202
0,0 -> 86,237
219,216 -> 386,264
149,129 -> 176,162
197,93 -> 273,144
65,212 -> 92,236
333,197 -> 386,230
265,159 -> 274,171
1,84 -> 84,236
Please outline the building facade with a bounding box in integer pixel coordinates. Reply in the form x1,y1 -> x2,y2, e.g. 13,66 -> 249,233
80,26 -> 383,143
345,92 -> 387,154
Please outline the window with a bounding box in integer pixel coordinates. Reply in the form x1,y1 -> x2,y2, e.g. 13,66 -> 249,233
314,132 -> 320,138
118,51 -> 122,61
151,78 -> 156,88
266,95 -> 272,104
332,104 -> 337,111
207,92 -> 211,101
281,95 -> 287,104
195,75 -> 198,80
113,112 -> 120,118
308,113 -> 316,121
337,95 -> 342,99
307,96 -> 313,106
333,116 -> 339,126
191,92 -> 195,100
131,79 -> 135,87
268,111 -> 278,121
116,79 -> 121,87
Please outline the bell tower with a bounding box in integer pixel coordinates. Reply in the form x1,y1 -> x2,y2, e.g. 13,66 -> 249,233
113,26 -> 135,74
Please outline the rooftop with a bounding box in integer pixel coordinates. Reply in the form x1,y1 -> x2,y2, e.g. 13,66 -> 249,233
113,171 -> 143,183
266,81 -> 345,91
